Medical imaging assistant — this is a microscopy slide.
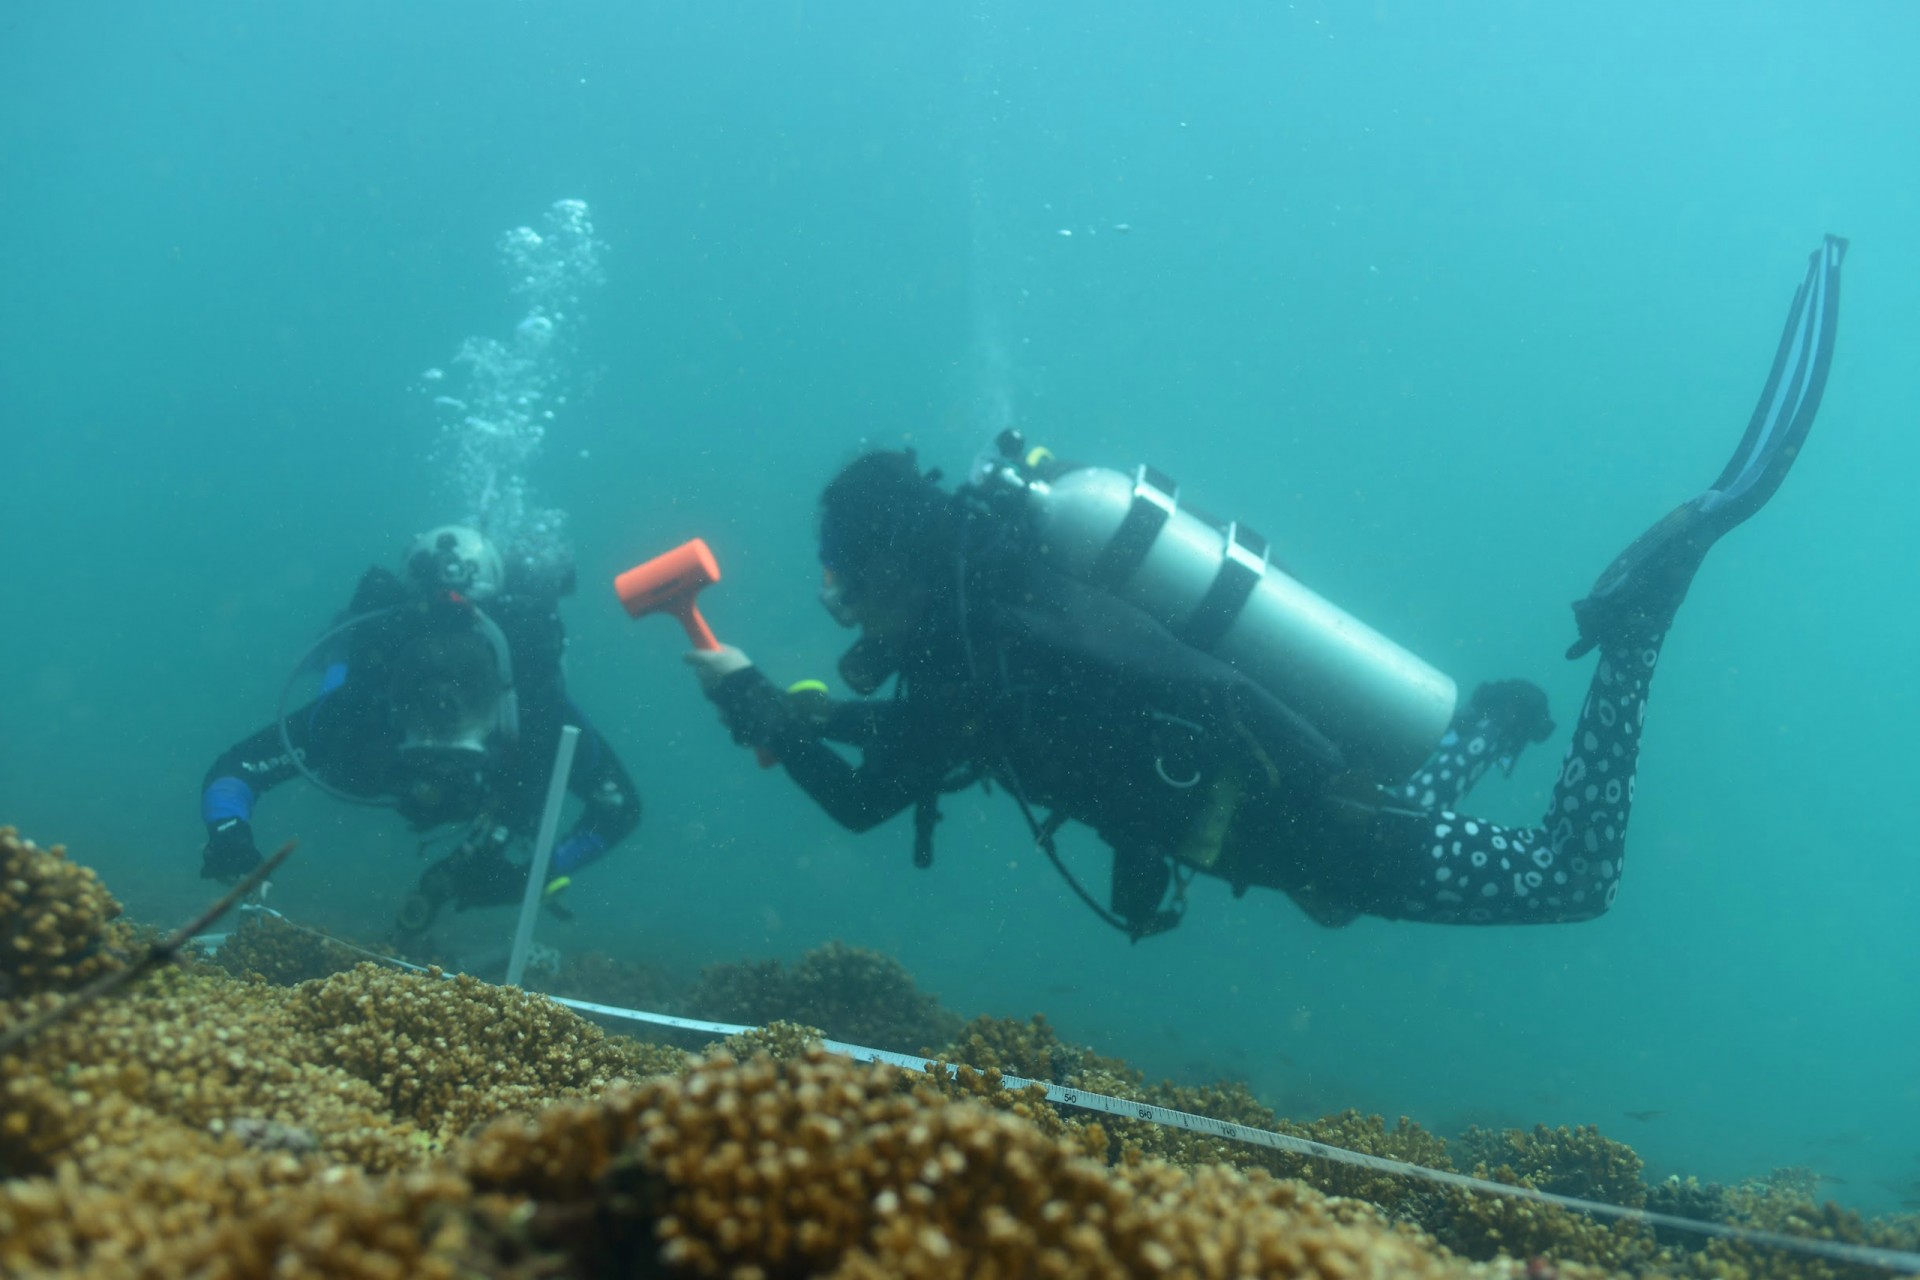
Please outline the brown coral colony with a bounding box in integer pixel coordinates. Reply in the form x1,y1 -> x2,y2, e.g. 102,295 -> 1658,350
2,827 -> 1914,1279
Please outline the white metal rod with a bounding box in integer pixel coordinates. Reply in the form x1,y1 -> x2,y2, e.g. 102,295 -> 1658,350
506,723 -> 580,987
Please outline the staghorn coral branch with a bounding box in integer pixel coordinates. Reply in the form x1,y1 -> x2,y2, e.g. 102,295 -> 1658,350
0,839 -> 297,1057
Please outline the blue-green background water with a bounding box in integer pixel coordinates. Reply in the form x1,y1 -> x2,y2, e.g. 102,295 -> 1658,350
4,1 -> 1917,1213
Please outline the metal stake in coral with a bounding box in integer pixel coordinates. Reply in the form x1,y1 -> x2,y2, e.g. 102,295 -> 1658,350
506,723 -> 580,988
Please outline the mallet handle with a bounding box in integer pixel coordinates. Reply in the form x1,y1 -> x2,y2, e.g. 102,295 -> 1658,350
678,601 -> 720,651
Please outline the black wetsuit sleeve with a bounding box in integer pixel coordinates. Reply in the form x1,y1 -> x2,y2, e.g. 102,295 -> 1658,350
200,568 -> 408,833
198,694 -> 377,829
709,667 -> 946,833
202,721 -> 303,800
814,697 -> 891,747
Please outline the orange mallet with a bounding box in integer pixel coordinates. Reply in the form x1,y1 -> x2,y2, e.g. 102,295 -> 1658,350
616,538 -> 775,767
615,537 -> 724,650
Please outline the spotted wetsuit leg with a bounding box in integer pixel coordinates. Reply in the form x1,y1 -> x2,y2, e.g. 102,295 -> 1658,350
1332,238 -> 1844,926
1395,711 -> 1522,812
1365,632 -> 1665,924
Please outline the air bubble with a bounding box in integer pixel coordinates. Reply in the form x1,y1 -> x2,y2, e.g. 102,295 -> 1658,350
426,198 -> 606,588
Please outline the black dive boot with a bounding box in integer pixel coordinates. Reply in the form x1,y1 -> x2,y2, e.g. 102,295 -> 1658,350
1568,235 -> 1848,659
1568,495 -> 1721,656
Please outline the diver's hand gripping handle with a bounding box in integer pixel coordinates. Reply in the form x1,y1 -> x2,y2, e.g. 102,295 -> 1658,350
614,538 -> 773,768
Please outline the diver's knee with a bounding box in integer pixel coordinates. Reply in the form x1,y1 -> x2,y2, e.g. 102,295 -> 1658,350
1283,884 -> 1363,929
1559,878 -> 1622,923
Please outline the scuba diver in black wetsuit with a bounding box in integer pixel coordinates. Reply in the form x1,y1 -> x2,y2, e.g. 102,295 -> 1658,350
199,525 -> 641,943
685,236 -> 1848,940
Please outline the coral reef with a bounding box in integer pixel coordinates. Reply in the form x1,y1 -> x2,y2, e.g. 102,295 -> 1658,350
2,966 -> 402,1177
5,826 -> 1918,1280
1456,1124 -> 1648,1210
1435,1125 -> 1658,1269
0,827 -> 132,998
0,949 -> 688,1228
684,939 -> 963,1052
0,948 -> 694,1273
911,1057 -> 1099,1149
2,1156 -> 483,1280
208,911 -> 370,986
1681,1169 -> 1920,1280
681,955 -> 784,1021
932,1014 -> 1455,1215
541,948 -> 678,1014
720,1017 -> 834,1062
1645,1173 -> 1731,1249
288,964 -> 668,1138
7,1045 -> 1515,1280
922,1011 -> 1920,1277
0,828 -> 1492,1279
1271,1109 -> 1456,1211
460,1048 -> 1488,1280
935,1012 -> 1095,1083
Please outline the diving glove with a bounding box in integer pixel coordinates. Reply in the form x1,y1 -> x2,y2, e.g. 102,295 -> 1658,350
1465,679 -> 1556,750
201,818 -> 264,882
707,666 -> 789,749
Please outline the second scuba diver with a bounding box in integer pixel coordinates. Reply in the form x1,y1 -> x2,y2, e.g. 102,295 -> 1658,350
199,525 -> 641,944
684,236 -> 1847,940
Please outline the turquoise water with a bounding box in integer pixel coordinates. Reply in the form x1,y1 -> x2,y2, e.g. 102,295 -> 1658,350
4,1 -> 1917,1215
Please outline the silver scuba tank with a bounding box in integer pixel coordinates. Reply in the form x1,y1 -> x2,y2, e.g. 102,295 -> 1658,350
1016,460 -> 1457,781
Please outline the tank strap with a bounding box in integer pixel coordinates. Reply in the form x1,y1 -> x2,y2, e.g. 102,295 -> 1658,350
1087,465 -> 1178,591
1177,520 -> 1269,651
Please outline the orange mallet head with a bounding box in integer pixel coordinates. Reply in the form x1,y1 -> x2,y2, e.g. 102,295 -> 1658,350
615,538 -> 723,650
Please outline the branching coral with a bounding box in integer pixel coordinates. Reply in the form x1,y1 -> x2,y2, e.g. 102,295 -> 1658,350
934,1013 -> 1088,1083
0,965 -> 419,1180
0,827 -> 132,999
463,1048 -> 1488,1280
721,1017 -> 834,1063
542,948 -> 678,1014
929,1014 -> 1455,1217
210,913 -> 370,986
8,1025 -> 1502,1280
6,827 -> 1917,1280
287,964 -> 668,1138
1681,1169 -> 1920,1280
684,940 -> 962,1053
1645,1173 -> 1731,1251
1436,1124 -> 1658,1270
1455,1123 -> 1648,1209
784,940 -> 965,1050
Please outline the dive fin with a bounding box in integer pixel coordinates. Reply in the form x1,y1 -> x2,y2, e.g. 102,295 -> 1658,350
1568,234 -> 1848,659
1711,234 -> 1849,523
